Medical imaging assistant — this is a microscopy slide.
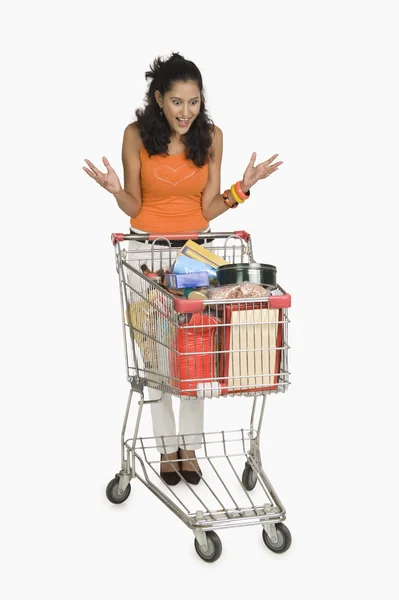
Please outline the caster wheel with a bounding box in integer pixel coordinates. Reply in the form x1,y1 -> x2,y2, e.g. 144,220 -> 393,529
262,523 -> 292,554
242,463 -> 257,491
194,531 -> 222,563
106,476 -> 131,504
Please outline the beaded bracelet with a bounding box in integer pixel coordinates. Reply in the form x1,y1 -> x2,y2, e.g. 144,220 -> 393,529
223,189 -> 238,209
230,184 -> 245,204
235,180 -> 250,201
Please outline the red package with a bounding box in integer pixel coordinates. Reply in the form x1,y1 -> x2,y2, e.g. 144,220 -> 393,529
172,313 -> 220,397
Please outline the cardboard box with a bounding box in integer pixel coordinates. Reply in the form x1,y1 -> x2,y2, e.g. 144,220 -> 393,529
220,303 -> 283,394
171,254 -> 217,278
179,240 -> 229,269
164,272 -> 209,289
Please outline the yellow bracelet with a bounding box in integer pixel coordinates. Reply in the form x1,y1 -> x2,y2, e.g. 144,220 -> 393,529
230,183 -> 244,204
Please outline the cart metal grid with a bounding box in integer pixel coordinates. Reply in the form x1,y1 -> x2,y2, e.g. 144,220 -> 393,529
106,231 -> 292,561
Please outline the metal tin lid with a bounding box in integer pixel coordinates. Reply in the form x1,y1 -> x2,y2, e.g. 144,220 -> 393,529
216,262 -> 277,272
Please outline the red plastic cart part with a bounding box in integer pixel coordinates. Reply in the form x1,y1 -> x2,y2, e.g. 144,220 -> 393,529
268,294 -> 291,309
111,233 -> 125,245
174,293 -> 291,313
234,230 -> 251,242
173,297 -> 204,314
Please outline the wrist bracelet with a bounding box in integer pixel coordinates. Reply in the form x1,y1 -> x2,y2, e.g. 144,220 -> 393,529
223,189 -> 238,208
235,180 -> 250,200
230,184 -> 245,204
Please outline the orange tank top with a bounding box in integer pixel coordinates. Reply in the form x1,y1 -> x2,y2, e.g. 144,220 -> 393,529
130,145 -> 209,233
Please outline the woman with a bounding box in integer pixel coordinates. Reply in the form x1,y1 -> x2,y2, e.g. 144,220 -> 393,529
83,52 -> 282,486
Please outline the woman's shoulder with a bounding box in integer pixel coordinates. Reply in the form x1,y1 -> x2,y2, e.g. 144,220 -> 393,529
209,124 -> 223,159
209,124 -> 223,150
123,121 -> 143,152
211,124 -> 222,134
211,124 -> 223,141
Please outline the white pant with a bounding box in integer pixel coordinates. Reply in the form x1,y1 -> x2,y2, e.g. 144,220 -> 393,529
128,238 -> 207,453
148,387 -> 204,453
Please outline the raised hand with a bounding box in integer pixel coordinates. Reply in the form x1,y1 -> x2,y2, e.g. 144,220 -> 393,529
82,157 -> 122,195
242,153 -> 283,191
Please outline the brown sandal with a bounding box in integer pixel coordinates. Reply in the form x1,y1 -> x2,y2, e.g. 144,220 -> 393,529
160,453 -> 181,486
178,448 -> 202,485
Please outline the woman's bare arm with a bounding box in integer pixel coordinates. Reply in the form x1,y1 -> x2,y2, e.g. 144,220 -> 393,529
113,123 -> 142,218
200,126 -> 234,221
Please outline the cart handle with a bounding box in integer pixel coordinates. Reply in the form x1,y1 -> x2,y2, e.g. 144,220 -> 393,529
111,230 -> 251,245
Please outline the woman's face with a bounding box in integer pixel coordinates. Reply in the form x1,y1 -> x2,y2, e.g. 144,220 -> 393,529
156,80 -> 201,137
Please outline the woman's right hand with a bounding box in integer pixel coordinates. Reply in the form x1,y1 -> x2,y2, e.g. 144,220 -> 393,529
82,156 -> 122,195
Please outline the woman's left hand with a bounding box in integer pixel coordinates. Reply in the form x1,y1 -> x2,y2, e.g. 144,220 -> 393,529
242,153 -> 283,191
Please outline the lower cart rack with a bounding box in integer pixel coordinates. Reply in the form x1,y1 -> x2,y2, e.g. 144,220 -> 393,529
131,427 -> 286,528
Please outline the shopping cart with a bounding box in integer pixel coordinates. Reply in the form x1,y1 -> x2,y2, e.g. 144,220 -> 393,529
106,231 -> 292,562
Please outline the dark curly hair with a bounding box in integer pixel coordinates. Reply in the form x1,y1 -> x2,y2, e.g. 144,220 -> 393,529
134,52 -> 215,167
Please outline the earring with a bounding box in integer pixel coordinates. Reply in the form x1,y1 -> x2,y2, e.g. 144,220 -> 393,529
160,107 -> 163,118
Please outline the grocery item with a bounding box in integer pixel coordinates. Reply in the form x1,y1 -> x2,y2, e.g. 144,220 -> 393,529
216,263 -> 277,287
207,284 -> 241,300
179,240 -> 229,269
183,288 -> 209,299
172,254 -> 217,279
220,304 -> 283,394
140,264 -> 161,284
171,312 -> 220,396
207,282 -> 270,300
208,277 -> 219,287
167,288 -> 185,296
155,268 -> 170,286
237,282 -> 271,298
188,290 -> 208,300
127,291 -> 159,368
164,271 -> 209,289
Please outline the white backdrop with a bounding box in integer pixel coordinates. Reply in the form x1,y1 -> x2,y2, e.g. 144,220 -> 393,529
2,1 -> 398,598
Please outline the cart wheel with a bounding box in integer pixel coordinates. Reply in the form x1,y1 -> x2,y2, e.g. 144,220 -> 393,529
262,523 -> 292,554
242,463 -> 257,491
194,531 -> 222,563
106,476 -> 131,504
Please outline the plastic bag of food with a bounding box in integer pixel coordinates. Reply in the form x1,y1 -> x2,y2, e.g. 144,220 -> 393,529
206,284 -> 242,300
236,282 -> 271,298
206,282 -> 271,300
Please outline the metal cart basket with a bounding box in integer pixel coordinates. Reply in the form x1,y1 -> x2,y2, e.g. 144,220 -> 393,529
106,231 -> 292,562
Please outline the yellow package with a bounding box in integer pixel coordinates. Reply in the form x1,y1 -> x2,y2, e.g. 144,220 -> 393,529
179,240 -> 229,269
127,291 -> 177,370
127,293 -> 158,368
